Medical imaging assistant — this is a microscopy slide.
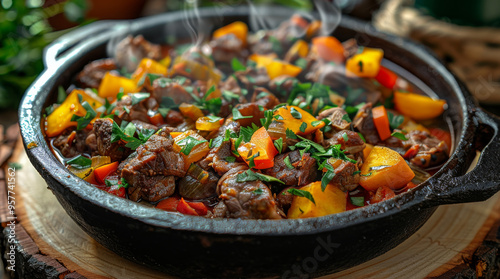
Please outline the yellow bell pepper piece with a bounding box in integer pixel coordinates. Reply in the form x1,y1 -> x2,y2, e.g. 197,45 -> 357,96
285,39 -> 309,61
288,181 -> 347,219
131,58 -> 168,85
171,57 -> 221,84
359,146 -> 415,191
173,130 -> 210,171
265,61 -> 302,80
213,21 -> 248,46
346,47 -> 384,78
273,105 -> 325,136
98,72 -> 137,99
179,103 -> 204,122
196,116 -> 222,131
394,91 -> 446,120
45,89 -> 103,137
248,54 -> 277,68
362,143 -> 374,160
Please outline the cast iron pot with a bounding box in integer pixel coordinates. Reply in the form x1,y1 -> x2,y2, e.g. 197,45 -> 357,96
19,7 -> 500,278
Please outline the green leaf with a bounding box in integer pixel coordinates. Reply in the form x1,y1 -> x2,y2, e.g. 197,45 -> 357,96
222,90 -> 240,102
130,93 -> 150,106
299,122 -> 307,133
123,122 -> 136,137
71,100 -> 97,130
232,107 -> 253,120
158,108 -> 170,118
341,113 -> 352,123
252,188 -> 264,194
57,86 -> 66,104
350,196 -> 364,207
231,57 -> 246,72
311,120 -> 322,127
387,111 -> 404,130
286,128 -> 297,139
294,58 -> 308,69
358,132 -> 366,143
274,138 -> 283,154
247,151 -> 260,168
160,97 -> 177,109
321,169 -> 335,192
297,135 -> 325,153
67,155 -> 91,169
391,131 -> 408,141
342,132 -> 349,142
260,110 -> 274,129
177,136 -> 207,155
284,156 -> 294,169
225,156 -> 236,163
274,115 -> 284,121
287,188 -> 315,205
117,92 -> 124,100
290,107 -> 302,119
236,169 -> 285,184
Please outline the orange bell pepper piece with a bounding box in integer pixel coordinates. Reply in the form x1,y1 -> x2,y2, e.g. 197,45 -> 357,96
306,20 -> 321,39
249,54 -> 277,68
213,21 -> 248,46
45,89 -> 103,137
359,146 -> 415,191
131,58 -> 168,88
372,105 -> 391,141
93,161 -> 119,185
196,116 -> 223,131
237,127 -> 277,169
393,91 -> 446,120
173,130 -> 210,170
98,72 -> 137,99
311,36 -> 345,63
273,105 -> 325,136
265,60 -> 302,80
148,113 -> 165,126
179,103 -> 204,122
285,39 -> 309,61
346,47 -> 384,78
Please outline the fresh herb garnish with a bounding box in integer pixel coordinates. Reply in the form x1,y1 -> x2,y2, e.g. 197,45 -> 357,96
130,93 -> 150,106
350,196 -> 364,207
295,58 -> 308,69
286,128 -> 298,139
287,188 -> 315,205
260,110 -> 274,129
158,108 -> 170,118
274,115 -> 284,121
236,169 -> 285,184
311,120 -> 322,127
358,132 -> 366,143
231,57 -> 246,72
290,107 -> 302,119
247,151 -> 260,168
387,111 -> 404,130
67,155 -> 92,169
321,164 -> 336,191
57,86 -> 67,104
232,107 -> 253,120
391,132 -> 408,141
299,122 -> 307,133
342,132 -> 349,142
361,172 -> 372,177
341,113 -> 352,123
222,90 -> 240,102
111,121 -> 154,150
353,170 -> 361,176
71,95 -> 97,130
252,188 -> 264,194
284,156 -> 294,169
274,138 -> 283,154
240,123 -> 259,142
225,156 -> 236,163
117,91 -> 124,101
177,136 -> 207,155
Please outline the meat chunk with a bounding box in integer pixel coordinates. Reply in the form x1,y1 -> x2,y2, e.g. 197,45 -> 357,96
233,102 -> 265,127
327,158 -> 360,192
152,77 -> 194,105
217,168 -> 282,219
318,107 -> 350,131
352,103 -> 380,145
262,151 -> 318,187
76,58 -> 116,88
276,187 -> 295,213
324,130 -> 366,154
52,130 -> 89,158
210,34 -> 246,64
235,67 -> 270,89
251,87 -> 280,110
268,76 -> 298,98
403,130 -> 449,168
120,128 -> 185,202
114,35 -> 161,72
115,95 -> 158,124
85,118 -> 131,162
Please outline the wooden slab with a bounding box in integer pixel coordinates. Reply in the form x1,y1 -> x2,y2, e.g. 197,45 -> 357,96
5,141 -> 500,278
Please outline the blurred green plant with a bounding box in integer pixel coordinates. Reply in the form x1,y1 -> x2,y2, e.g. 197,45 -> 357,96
167,0 -> 313,11
0,0 -> 53,109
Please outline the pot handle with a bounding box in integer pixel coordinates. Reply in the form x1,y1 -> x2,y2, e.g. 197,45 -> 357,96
425,108 -> 500,205
43,21 -> 120,68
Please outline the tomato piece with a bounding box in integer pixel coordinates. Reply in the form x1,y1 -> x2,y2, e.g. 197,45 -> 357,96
177,198 -> 199,216
93,161 -> 119,185
156,197 -> 180,211
106,185 -> 126,198
187,202 -> 208,216
369,186 -> 395,204
403,145 -> 420,160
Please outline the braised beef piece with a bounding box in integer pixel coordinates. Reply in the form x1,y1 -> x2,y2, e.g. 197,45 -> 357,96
212,201 -> 228,218
233,102 -> 265,127
217,167 -> 282,219
251,87 -> 280,110
76,58 -> 116,88
152,77 -> 194,105
130,120 -> 157,132
318,107 -> 351,131
262,151 -> 318,187
219,76 -> 246,118
115,96 -> 158,124
199,121 -> 246,176
53,130 -> 90,158
328,158 -> 360,192
276,187 -> 295,213
210,34 -> 247,64
352,103 -> 380,145
249,18 -> 304,56
403,130 -> 449,168
235,67 -> 270,89
114,35 -> 161,72
324,130 -> 366,154
342,38 -> 359,59
85,118 -> 131,162
120,128 -> 185,202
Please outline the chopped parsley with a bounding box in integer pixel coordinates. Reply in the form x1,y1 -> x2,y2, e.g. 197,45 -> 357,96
110,121 -> 155,150
286,128 -> 298,139
236,169 -> 285,184
232,107 -> 253,120
274,138 -> 283,154
240,123 -> 259,142
284,156 -> 294,169
287,188 -> 315,205
299,122 -> 307,133
231,57 -> 246,72
290,107 -> 302,119
225,156 -> 236,163
260,110 -> 274,129
130,93 -> 150,106
387,111 -> 405,130
391,132 -> 408,141
177,136 -> 207,155
71,95 -> 97,130
252,188 -> 264,195
67,155 -> 92,169
350,196 -> 364,207
311,120 -> 322,127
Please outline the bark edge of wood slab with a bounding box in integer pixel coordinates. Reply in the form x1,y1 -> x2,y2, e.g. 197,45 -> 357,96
18,6 -> 500,278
